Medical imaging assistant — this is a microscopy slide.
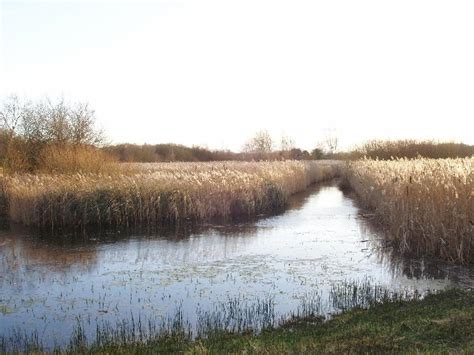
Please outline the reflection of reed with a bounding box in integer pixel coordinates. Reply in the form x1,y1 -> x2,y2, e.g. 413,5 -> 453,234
287,181 -> 330,211
128,184 -> 334,264
0,219 -> 263,281
0,178 -> 326,273
115,235 -> 251,266
0,231 -> 99,274
356,215 -> 474,286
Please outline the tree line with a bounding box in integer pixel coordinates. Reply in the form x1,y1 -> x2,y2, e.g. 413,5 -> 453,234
1,96 -> 472,173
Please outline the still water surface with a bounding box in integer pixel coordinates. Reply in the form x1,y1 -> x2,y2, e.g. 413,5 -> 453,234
1,183 -> 473,347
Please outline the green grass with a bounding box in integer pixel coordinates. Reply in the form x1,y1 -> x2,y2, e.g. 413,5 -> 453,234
56,289 -> 474,354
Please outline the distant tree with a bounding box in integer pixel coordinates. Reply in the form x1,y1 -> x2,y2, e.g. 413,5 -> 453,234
0,95 -> 25,169
105,143 -> 241,163
0,95 -> 22,137
324,132 -> 338,154
279,134 -> 296,160
280,134 -> 295,151
287,148 -> 310,160
356,139 -> 474,160
311,148 -> 324,160
0,95 -> 105,172
69,102 -> 104,146
243,130 -> 273,157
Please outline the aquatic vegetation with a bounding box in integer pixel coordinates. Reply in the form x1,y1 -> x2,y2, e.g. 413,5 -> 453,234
1,161 -> 338,231
0,280 -> 439,353
343,158 -> 474,263
0,304 -> 14,315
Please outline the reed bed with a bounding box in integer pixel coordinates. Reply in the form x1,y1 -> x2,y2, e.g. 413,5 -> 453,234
343,158 -> 474,263
1,161 -> 338,231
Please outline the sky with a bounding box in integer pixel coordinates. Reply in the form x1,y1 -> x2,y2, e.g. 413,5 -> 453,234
1,0 -> 473,151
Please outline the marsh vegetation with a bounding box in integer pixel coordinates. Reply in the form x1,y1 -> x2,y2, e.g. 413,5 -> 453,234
5,281 -> 469,354
3,288 -> 472,354
1,183 -> 472,353
1,97 -> 473,353
343,158 -> 473,264
1,161 -> 338,231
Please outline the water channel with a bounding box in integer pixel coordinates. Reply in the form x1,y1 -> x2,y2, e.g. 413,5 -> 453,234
1,182 -> 473,349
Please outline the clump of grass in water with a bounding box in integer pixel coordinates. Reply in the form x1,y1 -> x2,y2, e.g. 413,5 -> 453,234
196,296 -> 276,337
329,280 -> 423,312
0,328 -> 41,354
294,291 -> 323,319
92,307 -> 191,349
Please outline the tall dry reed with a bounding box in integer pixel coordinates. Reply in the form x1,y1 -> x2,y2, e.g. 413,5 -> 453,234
343,158 -> 473,263
39,145 -> 117,174
2,161 -> 338,231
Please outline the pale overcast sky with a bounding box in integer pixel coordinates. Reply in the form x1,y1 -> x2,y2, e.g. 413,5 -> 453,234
1,0 -> 473,151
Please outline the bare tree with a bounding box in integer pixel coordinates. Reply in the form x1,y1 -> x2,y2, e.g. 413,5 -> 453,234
0,95 -> 105,172
243,130 -> 273,155
0,95 -> 32,170
324,130 -> 339,154
0,95 -> 23,134
70,102 -> 104,146
280,134 -> 295,152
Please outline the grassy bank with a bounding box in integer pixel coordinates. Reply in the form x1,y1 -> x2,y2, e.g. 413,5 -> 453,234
0,161 -> 338,231
96,289 -> 474,354
343,158 -> 474,264
4,288 -> 472,354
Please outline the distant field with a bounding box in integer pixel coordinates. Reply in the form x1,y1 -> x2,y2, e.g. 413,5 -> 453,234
343,158 -> 474,264
0,161 -> 339,231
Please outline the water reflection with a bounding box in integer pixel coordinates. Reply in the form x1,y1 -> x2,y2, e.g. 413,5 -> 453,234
356,215 -> 474,287
0,182 -> 472,348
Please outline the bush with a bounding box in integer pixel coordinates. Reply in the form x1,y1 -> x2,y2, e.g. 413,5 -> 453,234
0,95 -> 107,173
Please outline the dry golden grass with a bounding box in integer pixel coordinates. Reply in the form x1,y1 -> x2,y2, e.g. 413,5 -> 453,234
39,145 -> 118,174
2,161 -> 338,231
344,158 -> 474,263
